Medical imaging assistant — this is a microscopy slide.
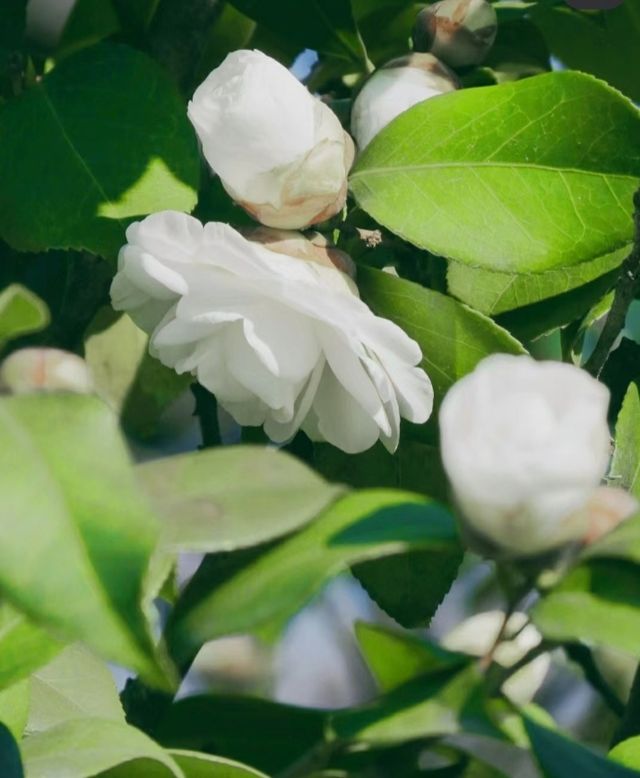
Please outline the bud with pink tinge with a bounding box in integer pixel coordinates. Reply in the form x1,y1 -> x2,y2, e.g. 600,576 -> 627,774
0,348 -> 94,395
413,0 -> 498,68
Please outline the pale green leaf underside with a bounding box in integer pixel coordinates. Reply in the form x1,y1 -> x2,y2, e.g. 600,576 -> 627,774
351,71 -> 640,273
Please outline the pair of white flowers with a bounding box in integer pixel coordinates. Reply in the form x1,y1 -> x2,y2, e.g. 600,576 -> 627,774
110,47 -> 629,559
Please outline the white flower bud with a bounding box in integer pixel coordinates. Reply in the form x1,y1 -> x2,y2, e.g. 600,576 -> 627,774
439,354 -> 611,557
351,54 -> 458,150
0,348 -> 94,395
413,0 -> 498,67
188,50 -> 355,230
111,212 -> 434,454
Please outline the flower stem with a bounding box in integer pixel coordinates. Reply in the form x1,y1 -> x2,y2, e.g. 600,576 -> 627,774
584,188 -> 640,377
191,382 -> 220,448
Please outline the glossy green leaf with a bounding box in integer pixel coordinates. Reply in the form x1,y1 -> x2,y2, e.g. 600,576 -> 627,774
350,72 -> 640,273
526,718 -> 640,777
533,559 -> 640,657
447,245 -> 627,316
0,605 -> 63,691
228,0 -> 367,65
168,490 -> 459,663
156,696 -> 326,775
0,394 -> 171,687
357,266 -> 525,424
27,644 -> 125,734
0,723 -> 23,778
0,284 -> 49,346
0,681 -> 28,740
0,44 -> 199,259
355,622 -> 467,692
138,446 -> 343,553
532,2 -> 640,103
21,718 -> 181,778
611,382 -> 640,498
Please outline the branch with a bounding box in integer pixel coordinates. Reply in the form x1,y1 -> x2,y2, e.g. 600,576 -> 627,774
191,382 -> 220,448
584,188 -> 640,377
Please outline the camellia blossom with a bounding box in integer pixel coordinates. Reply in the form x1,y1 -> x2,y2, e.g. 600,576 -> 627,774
439,354 -> 611,556
188,50 -> 355,230
351,53 -> 457,150
110,212 -> 433,454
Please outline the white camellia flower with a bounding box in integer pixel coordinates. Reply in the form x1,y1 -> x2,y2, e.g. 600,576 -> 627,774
188,50 -> 355,231
439,354 -> 611,556
110,212 -> 433,454
351,53 -> 458,150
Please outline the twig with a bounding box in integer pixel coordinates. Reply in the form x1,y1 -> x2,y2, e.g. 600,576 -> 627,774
191,382 -> 220,448
584,187 -> 640,377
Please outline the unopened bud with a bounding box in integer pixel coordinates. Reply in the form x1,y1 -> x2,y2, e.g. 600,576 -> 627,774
351,53 -> 458,150
413,0 -> 498,68
0,348 -> 94,395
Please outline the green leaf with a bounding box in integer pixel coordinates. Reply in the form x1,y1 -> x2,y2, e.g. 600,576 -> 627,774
350,72 -> 640,273
351,0 -> 419,66
104,750 -> 269,777
27,644 -> 125,734
355,622 -> 467,692
447,245 -> 627,316
0,681 -> 29,740
525,718 -> 640,777
137,446 -> 343,553
353,548 -> 462,628
168,490 -> 459,663
57,0 -> 121,58
0,0 -> 26,73
357,266 -> 525,426
0,394 -> 171,687
0,284 -> 49,346
0,43 -> 199,259
611,738 -> 640,771
0,723 -> 23,778
228,0 -> 367,65
156,696 -> 326,775
611,382 -> 640,498
533,559 -> 640,657
21,718 -> 182,778
0,605 -> 63,691
532,2 -> 640,103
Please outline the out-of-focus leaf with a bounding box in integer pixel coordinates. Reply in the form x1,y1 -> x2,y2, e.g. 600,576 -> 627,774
0,284 -> 49,347
104,750 -> 269,776
138,446 -> 343,553
351,72 -> 640,273
0,681 -> 29,740
27,644 -> 125,734
611,737 -> 640,772
0,394 -> 171,687
611,382 -> 640,498
0,605 -> 63,691
484,17 -> 550,81
168,490 -> 459,663
0,44 -> 199,259
57,0 -> 120,57
0,723 -> 23,778
156,696 -> 326,775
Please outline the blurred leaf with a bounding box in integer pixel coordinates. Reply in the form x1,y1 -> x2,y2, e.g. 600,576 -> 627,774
168,490 -> 459,663
355,622 -> 467,692
611,737 -> 640,771
156,696 -> 326,775
102,750 -> 268,777
358,267 -> 525,432
533,559 -> 640,657
0,605 -> 63,691
484,17 -> 550,81
27,644 -> 125,734
57,0 -> 120,58
352,0 -> 419,65
532,2 -> 640,103
601,340 -> 640,423
0,284 -> 49,347
111,0 -> 161,34
0,723 -> 23,778
350,72 -> 640,273
194,5 -> 256,80
0,43 -> 199,259
611,382 -> 640,498
0,0 -> 26,73
138,445 -> 343,553
447,246 -> 626,316
0,394 -> 171,687
353,547 -> 462,628
21,718 -> 181,778
228,0 -> 367,65
0,681 -> 28,740
444,733 -> 541,778
525,718 -> 640,777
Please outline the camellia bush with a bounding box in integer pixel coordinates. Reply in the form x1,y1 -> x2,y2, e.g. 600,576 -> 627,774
2,0 -> 640,775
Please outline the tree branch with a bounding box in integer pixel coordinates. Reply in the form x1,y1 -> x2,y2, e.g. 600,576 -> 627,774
584,188 -> 640,377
